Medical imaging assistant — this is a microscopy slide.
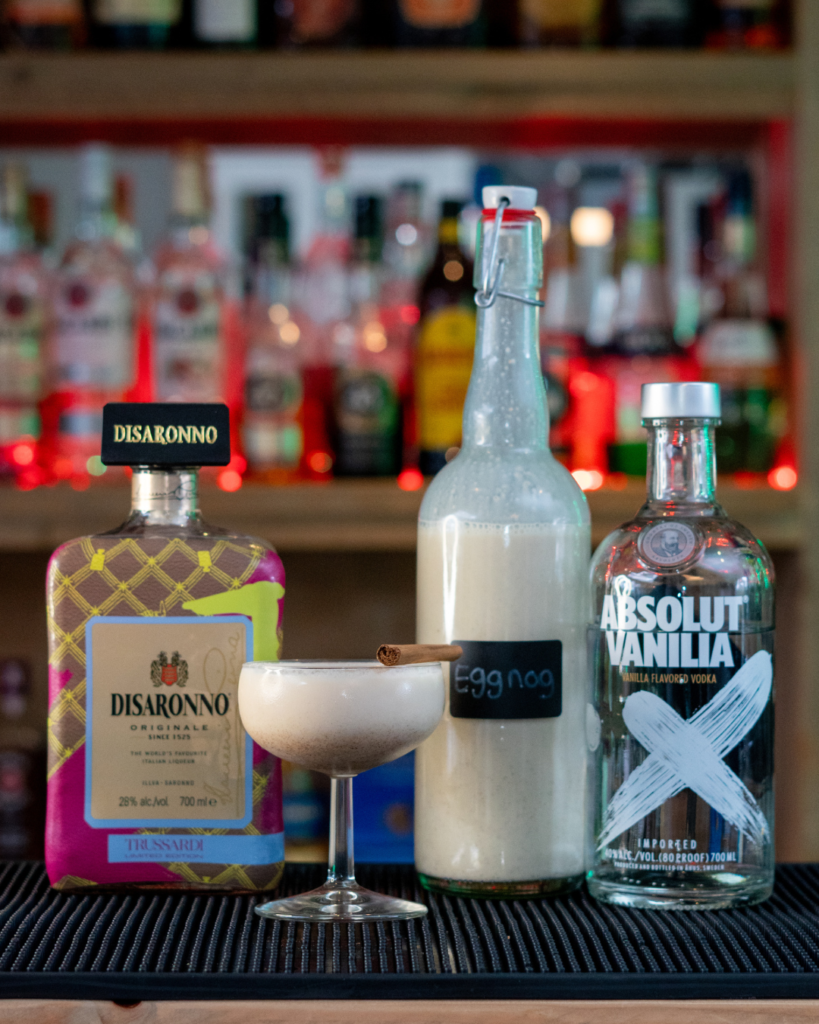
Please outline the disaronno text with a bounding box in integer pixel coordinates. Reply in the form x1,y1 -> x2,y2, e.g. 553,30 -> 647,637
112,424 -> 219,444
111,691 -> 230,719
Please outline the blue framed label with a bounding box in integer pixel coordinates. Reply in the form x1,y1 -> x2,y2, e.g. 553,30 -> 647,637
85,615 -> 253,830
108,832 -> 284,865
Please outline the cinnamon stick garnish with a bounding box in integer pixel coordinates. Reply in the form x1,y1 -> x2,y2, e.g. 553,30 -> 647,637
377,644 -> 463,667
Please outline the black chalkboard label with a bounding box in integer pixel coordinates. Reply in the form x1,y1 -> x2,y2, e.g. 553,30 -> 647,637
450,640 -> 562,720
101,403 -> 231,467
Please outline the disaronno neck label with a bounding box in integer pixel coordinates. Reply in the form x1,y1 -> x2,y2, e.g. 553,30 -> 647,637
85,615 -> 252,829
101,402 -> 230,467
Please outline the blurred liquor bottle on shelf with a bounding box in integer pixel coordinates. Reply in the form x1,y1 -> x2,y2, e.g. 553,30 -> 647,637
281,762 -> 328,856
151,145 -> 230,406
189,0 -> 257,47
43,144 -> 136,482
0,163 -> 47,486
355,751 -> 415,863
392,0 -> 485,45
381,181 -> 430,468
243,194 -> 307,484
0,660 -> 45,861
601,162 -> 696,475
602,0 -> 704,46
540,183 -> 585,464
415,199 -> 475,475
295,150 -> 353,479
1,0 -> 85,47
333,195 -> 402,477
274,0 -> 361,46
113,173 -> 143,263
706,0 -> 789,49
88,0 -> 182,47
697,168 -> 785,474
518,0 -> 602,46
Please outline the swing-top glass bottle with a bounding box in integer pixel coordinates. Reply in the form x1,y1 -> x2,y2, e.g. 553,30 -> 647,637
588,382 -> 774,909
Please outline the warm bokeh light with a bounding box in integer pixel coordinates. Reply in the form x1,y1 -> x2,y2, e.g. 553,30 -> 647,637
279,320 -> 300,345
70,475 -> 90,492
308,450 -> 333,474
11,443 -> 34,466
443,260 -> 464,282
217,469 -> 243,492
229,453 -> 247,474
363,321 -> 387,353
400,304 -> 420,325
572,468 -> 605,491
534,205 -> 551,244
268,303 -> 290,325
570,207 -> 615,248
768,465 -> 798,491
397,468 -> 424,492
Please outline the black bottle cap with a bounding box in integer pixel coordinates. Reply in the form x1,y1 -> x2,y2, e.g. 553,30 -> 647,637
101,403 -> 231,467
440,199 -> 465,220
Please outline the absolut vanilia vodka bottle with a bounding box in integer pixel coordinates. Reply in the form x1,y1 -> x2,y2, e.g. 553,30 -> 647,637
415,186 -> 590,898
589,382 -> 774,909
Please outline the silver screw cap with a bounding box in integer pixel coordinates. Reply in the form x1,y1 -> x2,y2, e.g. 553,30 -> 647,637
641,382 -> 721,420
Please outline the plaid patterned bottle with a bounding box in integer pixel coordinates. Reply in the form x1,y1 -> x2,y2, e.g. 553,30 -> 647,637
46,468 -> 286,891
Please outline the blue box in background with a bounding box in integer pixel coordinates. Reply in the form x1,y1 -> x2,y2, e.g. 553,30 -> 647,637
354,752 -> 415,864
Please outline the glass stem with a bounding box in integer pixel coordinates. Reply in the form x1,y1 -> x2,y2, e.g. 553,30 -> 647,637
327,777 -> 355,888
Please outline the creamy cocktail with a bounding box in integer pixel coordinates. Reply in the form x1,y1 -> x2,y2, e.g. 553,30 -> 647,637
238,659 -> 445,921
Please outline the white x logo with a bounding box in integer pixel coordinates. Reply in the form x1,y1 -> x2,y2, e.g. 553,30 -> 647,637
598,650 -> 773,850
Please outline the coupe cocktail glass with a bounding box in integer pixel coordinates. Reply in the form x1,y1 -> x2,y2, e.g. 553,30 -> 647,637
238,659 -> 445,921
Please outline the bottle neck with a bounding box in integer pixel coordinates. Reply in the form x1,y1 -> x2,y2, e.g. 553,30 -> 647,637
130,468 -> 200,526
462,214 -> 547,451
644,419 -> 718,510
77,200 -> 114,243
437,217 -> 460,248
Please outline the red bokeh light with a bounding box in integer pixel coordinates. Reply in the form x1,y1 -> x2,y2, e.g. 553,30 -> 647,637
400,305 -> 420,325
11,443 -> 34,466
397,468 -> 424,492
768,465 -> 798,491
217,469 -> 243,492
308,451 -> 333,474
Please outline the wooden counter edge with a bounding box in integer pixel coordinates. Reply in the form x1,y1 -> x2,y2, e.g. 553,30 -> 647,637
1,1000 -> 818,1024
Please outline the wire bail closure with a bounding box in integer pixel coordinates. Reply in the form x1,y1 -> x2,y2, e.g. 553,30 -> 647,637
474,198 -> 545,310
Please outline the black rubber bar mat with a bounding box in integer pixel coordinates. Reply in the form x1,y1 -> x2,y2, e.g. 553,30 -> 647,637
0,861 -> 819,1001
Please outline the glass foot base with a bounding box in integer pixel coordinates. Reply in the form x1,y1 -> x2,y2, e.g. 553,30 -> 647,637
418,871 -> 584,900
256,881 -> 428,922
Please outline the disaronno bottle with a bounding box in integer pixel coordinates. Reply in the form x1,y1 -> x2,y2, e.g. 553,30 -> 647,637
46,403 -> 285,891
588,383 -> 774,909
415,186 -> 590,898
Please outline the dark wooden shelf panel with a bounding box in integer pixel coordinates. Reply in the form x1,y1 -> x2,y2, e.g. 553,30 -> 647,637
0,51 -> 793,124
0,478 -> 800,552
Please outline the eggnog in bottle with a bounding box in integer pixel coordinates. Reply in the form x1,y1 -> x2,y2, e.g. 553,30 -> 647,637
414,186 -> 591,898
